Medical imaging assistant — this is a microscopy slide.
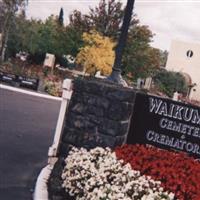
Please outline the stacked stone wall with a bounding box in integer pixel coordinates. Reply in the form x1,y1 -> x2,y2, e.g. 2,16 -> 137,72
59,78 -> 136,156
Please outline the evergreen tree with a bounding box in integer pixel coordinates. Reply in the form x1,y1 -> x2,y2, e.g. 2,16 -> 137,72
153,70 -> 188,97
58,7 -> 64,26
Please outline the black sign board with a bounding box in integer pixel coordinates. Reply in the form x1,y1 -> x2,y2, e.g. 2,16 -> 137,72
18,76 -> 39,91
0,71 -> 18,85
0,71 -> 39,91
128,93 -> 200,158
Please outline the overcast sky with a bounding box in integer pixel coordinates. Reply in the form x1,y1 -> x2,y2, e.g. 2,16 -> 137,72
26,0 -> 200,51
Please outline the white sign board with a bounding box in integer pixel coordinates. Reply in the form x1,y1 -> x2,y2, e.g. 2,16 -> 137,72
43,53 -> 55,69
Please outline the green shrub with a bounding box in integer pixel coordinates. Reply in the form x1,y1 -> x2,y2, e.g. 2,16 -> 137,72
153,70 -> 188,97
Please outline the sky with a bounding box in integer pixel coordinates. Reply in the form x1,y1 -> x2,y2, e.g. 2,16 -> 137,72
26,0 -> 200,51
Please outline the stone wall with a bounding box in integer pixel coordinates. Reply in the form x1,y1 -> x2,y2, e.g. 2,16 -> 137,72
59,78 -> 136,156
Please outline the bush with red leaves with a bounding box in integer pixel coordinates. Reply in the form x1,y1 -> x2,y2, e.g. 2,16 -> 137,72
115,144 -> 200,200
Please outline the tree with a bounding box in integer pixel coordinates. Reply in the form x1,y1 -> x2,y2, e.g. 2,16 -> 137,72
159,50 -> 168,68
5,11 -> 84,64
153,69 -> 188,97
58,7 -> 64,26
69,10 -> 91,33
0,1 -> 7,32
38,15 -> 82,57
6,13 -> 26,57
88,0 -> 124,38
69,0 -> 160,81
63,26 -> 83,56
76,31 -> 115,76
0,0 -> 27,61
69,0 -> 124,38
123,25 -> 160,80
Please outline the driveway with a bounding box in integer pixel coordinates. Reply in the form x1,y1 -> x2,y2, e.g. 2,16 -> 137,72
0,88 -> 61,200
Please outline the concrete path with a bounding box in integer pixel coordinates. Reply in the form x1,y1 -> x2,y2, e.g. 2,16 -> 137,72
0,88 -> 61,200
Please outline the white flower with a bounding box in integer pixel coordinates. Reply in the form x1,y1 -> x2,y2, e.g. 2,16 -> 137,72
61,147 -> 176,200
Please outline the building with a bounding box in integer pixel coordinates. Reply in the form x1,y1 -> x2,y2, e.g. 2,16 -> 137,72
166,40 -> 200,101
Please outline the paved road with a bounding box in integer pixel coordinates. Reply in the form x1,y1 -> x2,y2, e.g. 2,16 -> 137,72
0,88 -> 61,200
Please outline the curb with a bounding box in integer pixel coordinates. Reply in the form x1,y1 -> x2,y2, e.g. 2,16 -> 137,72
0,84 -> 62,101
33,164 -> 54,200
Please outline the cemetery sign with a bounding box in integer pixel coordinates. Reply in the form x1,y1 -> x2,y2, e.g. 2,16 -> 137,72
128,93 -> 200,158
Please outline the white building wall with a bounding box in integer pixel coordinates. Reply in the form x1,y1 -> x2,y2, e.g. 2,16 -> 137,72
166,40 -> 200,101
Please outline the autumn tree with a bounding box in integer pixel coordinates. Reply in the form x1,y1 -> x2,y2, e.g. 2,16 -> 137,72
3,0 -> 162,78
76,31 -> 115,75
69,0 -> 124,38
69,0 -> 161,80
69,0 -> 139,40
88,0 -> 124,38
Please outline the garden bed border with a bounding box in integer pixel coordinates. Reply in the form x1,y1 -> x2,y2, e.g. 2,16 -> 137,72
33,164 -> 54,200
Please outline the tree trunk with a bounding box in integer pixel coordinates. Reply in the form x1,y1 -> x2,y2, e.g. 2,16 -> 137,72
0,10 -> 12,62
1,31 -> 9,62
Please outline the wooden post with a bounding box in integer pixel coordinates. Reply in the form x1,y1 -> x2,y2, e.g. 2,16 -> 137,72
48,79 -> 73,165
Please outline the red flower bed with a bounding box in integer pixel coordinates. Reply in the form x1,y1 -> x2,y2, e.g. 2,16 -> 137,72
115,144 -> 200,200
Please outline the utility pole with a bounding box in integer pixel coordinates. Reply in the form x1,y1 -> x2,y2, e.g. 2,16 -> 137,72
107,0 -> 135,86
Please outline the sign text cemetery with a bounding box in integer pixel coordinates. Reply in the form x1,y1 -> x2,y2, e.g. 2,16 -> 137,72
128,93 -> 200,158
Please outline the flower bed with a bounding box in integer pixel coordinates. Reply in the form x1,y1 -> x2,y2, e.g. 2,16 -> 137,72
115,144 -> 200,200
49,145 -> 200,200
61,147 -> 175,200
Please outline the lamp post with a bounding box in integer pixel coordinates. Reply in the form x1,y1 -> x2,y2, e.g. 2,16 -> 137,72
107,0 -> 135,86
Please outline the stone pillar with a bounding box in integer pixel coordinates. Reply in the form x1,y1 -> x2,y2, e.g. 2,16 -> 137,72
59,78 -> 136,157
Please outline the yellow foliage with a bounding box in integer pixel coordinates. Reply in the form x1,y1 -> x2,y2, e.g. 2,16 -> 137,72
76,31 -> 115,76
